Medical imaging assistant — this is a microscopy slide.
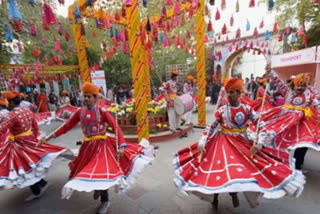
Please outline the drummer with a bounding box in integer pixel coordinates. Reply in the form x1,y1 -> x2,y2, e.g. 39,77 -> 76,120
163,70 -> 181,132
183,75 -> 196,125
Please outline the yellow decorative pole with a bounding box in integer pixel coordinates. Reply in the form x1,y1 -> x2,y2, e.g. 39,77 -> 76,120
69,4 -> 91,83
195,0 -> 206,126
126,1 -> 150,141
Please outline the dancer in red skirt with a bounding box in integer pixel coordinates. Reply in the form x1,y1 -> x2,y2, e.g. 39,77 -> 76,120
41,82 -> 154,214
0,91 -> 67,201
173,78 -> 305,210
248,66 -> 320,170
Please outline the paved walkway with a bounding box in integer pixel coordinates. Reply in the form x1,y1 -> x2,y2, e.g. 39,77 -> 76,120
1,104 -> 320,214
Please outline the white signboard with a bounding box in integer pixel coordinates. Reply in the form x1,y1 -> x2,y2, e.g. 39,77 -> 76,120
317,46 -> 320,63
271,46 -> 316,68
91,70 -> 107,95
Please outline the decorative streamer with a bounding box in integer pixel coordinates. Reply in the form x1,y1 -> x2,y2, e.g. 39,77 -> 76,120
5,24 -> 13,42
236,0 -> 239,12
268,0 -> 274,10
265,30 -> 270,40
58,22 -> 63,36
215,9 -> 220,20
249,0 -> 255,8
246,19 -> 250,31
43,2 -> 57,25
8,0 -> 22,20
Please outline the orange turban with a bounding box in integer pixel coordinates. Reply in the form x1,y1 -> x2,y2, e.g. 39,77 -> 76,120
0,98 -> 8,107
224,77 -> 243,91
293,73 -> 308,85
171,70 -> 179,76
82,82 -> 99,95
2,91 -> 19,100
258,78 -> 267,84
187,75 -> 194,81
61,90 -> 68,96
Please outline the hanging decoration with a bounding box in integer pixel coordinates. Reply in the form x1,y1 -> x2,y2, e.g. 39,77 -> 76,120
58,22 -> 63,36
5,24 -> 13,42
192,0 -> 198,9
92,29 -> 97,38
146,18 -> 152,32
126,0 -> 133,6
41,35 -> 46,45
264,30 -> 270,40
249,0 -> 255,8
222,24 -> 227,34
246,19 -> 250,31
30,23 -> 37,37
33,46 -> 40,58
65,31 -> 70,41
273,22 -> 278,32
259,19 -> 264,29
207,20 -> 213,32
236,28 -> 241,38
80,22 -> 85,35
215,9 -> 220,20
43,2 -> 57,25
236,0 -> 240,12
268,0 -> 274,10
161,6 -> 167,18
8,0 -> 22,20
122,5 -> 126,17
105,16 -> 111,29
188,6 -> 194,19
221,0 -> 226,10
230,15 -> 234,27
110,27 -> 114,38
174,1 -> 181,15
28,0 -> 35,6
17,41 -> 23,52
253,27 -> 258,38
74,2 -> 81,21
55,40 -> 61,52
58,0 -> 65,5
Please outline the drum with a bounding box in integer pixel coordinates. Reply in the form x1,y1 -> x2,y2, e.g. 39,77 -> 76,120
174,94 -> 195,115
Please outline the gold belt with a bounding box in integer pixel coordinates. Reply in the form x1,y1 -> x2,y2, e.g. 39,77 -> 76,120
9,129 -> 32,141
283,104 -> 312,118
221,127 -> 247,133
84,135 -> 107,141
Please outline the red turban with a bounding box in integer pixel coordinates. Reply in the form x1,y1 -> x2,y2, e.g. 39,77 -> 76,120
82,82 -> 99,95
224,77 -> 243,91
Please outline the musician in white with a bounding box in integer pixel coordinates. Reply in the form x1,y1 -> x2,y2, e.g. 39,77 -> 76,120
183,75 -> 197,125
163,71 -> 181,132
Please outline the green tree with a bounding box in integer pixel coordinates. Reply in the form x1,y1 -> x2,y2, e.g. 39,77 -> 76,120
275,0 -> 320,48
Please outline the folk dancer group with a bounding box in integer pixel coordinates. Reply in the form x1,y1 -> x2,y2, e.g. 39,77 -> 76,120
174,65 -> 320,209
0,66 -> 319,213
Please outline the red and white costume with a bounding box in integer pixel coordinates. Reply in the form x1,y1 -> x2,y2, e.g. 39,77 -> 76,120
164,80 -> 180,130
174,103 -> 305,199
52,103 -> 154,197
34,112 -> 56,125
56,104 -> 80,121
241,87 -> 274,113
248,71 -> 320,152
0,107 -> 67,189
